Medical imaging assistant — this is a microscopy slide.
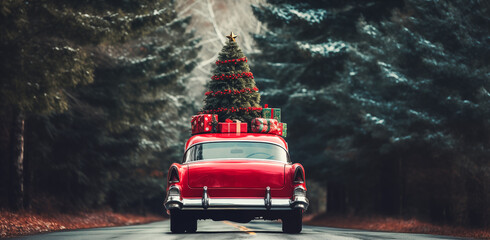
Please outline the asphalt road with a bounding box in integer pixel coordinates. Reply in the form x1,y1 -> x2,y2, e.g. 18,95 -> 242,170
12,220 -> 465,240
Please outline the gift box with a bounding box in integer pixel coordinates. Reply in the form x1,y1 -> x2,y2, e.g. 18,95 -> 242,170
251,118 -> 279,133
262,104 -> 281,122
269,122 -> 282,135
191,115 -> 200,134
280,123 -> 287,137
218,119 -> 248,133
191,114 -> 218,134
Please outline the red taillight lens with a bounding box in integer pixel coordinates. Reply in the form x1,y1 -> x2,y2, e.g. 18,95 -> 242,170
169,167 -> 179,183
293,167 -> 304,184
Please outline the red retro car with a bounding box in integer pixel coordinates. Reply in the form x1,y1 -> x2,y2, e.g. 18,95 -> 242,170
164,133 -> 308,233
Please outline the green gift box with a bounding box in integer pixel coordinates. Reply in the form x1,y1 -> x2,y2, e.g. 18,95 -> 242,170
262,105 -> 281,122
281,123 -> 287,137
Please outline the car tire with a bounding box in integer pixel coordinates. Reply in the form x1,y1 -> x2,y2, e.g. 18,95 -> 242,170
282,209 -> 302,233
186,218 -> 197,233
170,210 -> 186,233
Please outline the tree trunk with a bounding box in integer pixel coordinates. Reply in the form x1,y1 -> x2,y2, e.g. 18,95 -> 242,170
9,109 -> 25,211
23,136 -> 31,210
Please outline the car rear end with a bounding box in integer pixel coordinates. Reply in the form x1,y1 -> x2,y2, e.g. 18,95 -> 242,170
164,133 -> 308,233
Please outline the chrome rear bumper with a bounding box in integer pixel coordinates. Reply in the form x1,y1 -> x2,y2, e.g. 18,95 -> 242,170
178,197 -> 293,210
164,186 -> 309,211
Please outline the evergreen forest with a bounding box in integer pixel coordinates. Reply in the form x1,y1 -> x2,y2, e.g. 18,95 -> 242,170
252,0 -> 489,227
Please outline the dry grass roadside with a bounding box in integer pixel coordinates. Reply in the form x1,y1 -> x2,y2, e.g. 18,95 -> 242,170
0,209 -> 165,238
305,213 -> 490,239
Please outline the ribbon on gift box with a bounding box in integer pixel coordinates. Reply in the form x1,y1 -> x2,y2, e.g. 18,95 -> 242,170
223,119 -> 242,133
224,119 -> 233,133
236,120 -> 241,134
211,115 -> 219,132
263,104 -> 275,119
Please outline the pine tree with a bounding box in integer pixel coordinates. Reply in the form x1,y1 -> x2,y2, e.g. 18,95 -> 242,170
202,33 -> 261,123
0,0 -> 173,210
253,0 -> 490,226
19,5 -> 200,211
252,0 -> 403,214
347,0 -> 490,225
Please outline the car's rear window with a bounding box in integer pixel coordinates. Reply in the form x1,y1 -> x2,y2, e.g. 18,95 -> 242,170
183,141 -> 289,163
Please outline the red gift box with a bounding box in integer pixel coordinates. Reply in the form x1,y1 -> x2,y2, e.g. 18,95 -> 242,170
191,114 -> 218,134
218,119 -> 247,133
191,115 -> 200,134
275,123 -> 285,136
251,118 -> 279,133
268,122 -> 282,135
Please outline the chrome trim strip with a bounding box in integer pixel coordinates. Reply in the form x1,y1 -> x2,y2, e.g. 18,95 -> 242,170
181,198 -> 292,210
183,207 -> 293,211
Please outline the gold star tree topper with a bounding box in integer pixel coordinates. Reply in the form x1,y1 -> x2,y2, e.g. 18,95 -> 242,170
226,32 -> 237,42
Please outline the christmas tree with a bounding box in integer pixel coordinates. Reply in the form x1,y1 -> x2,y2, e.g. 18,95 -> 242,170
201,32 -> 262,122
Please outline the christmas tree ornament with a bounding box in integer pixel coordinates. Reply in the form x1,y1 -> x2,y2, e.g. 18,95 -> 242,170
226,32 -> 238,42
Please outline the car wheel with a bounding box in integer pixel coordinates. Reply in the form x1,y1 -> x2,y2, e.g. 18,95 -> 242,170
282,209 -> 302,233
185,218 -> 197,233
170,210 -> 186,233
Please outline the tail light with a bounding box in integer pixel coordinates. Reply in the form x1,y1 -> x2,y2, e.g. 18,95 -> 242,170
293,167 -> 304,184
168,186 -> 180,196
168,166 -> 180,183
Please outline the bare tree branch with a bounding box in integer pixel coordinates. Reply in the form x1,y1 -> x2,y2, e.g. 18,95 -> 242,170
206,0 -> 225,46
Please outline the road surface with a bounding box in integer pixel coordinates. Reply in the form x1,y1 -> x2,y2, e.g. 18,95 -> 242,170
12,220 -> 464,240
